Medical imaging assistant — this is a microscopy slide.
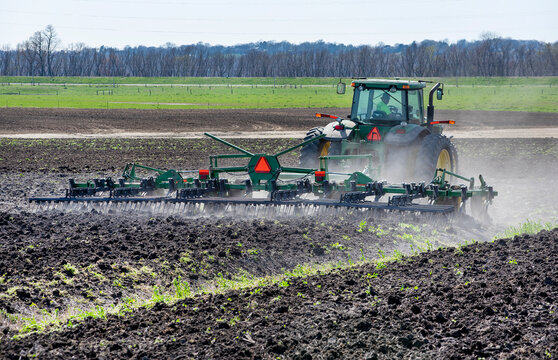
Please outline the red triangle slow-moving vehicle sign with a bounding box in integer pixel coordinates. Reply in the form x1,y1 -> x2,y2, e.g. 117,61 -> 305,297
366,127 -> 382,141
254,157 -> 272,173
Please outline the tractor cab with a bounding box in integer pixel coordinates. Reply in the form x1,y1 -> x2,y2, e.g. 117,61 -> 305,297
349,79 -> 426,125
301,78 -> 454,182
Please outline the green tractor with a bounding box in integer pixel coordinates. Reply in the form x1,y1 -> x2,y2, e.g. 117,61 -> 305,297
300,79 -> 457,183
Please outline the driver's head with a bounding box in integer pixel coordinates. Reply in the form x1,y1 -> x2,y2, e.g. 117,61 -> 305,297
381,93 -> 390,104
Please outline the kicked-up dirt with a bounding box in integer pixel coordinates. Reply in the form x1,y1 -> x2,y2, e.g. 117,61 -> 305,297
1,136 -> 557,224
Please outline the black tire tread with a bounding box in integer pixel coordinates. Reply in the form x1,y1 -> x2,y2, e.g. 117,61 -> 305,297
414,134 -> 458,182
299,127 -> 325,168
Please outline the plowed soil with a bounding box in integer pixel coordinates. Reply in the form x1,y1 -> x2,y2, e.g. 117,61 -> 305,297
1,107 -> 557,135
0,108 -> 557,359
1,213 -> 556,359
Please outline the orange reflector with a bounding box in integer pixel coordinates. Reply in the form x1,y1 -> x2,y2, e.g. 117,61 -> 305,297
430,120 -> 455,125
254,157 -> 272,173
315,113 -> 323,117
199,169 -> 210,179
402,85 -> 410,89
366,127 -> 382,141
351,82 -> 355,87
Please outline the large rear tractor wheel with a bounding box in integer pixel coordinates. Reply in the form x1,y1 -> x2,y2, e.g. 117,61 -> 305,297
414,134 -> 458,183
299,127 -> 329,168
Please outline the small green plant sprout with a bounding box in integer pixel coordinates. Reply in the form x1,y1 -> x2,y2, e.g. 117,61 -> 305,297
247,248 -> 259,255
357,220 -> 367,233
250,287 -> 262,296
398,223 -> 420,232
425,239 -> 434,251
392,249 -> 404,262
341,234 -> 351,242
359,248 -> 366,262
494,219 -> 557,239
302,232 -> 312,241
508,258 -> 518,265
151,285 -> 166,303
179,251 -> 192,264
397,233 -> 413,241
229,315 -> 241,326
119,297 -> 136,315
330,242 -> 346,250
368,224 -> 385,237
173,276 -> 191,299
62,263 -> 78,277
375,261 -> 386,270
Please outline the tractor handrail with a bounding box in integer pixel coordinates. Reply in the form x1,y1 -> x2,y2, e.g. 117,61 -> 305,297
426,82 -> 442,126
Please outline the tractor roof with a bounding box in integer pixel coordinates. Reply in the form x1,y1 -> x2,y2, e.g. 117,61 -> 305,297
352,79 -> 426,90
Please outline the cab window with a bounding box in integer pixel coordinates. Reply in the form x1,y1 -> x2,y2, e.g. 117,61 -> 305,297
407,90 -> 423,124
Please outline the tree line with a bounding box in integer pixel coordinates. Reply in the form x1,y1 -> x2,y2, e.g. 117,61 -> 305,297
1,26 -> 557,77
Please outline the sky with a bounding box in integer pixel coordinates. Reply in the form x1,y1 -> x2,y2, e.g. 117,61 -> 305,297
1,0 -> 557,49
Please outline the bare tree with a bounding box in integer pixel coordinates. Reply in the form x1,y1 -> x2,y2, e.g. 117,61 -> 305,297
0,45 -> 11,75
29,31 -> 47,76
43,25 -> 60,76
1,34 -> 556,77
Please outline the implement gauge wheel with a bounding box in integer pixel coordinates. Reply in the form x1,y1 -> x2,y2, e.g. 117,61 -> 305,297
414,134 -> 458,182
299,127 -> 329,168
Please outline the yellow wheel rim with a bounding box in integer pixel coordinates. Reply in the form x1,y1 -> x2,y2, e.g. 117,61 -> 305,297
436,149 -> 451,171
320,141 -> 331,157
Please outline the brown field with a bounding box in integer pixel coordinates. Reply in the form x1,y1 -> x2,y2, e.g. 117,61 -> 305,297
1,107 -> 557,136
0,108 -> 557,359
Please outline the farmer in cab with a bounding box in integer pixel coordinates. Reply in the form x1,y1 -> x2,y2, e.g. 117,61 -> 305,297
376,92 -> 391,115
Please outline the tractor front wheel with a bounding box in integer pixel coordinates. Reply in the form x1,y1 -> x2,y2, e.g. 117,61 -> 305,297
414,134 -> 458,182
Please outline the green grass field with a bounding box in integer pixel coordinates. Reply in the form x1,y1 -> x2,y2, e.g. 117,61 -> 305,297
0,76 -> 557,112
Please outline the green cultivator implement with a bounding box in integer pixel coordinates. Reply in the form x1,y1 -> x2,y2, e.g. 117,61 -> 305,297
29,132 -> 497,219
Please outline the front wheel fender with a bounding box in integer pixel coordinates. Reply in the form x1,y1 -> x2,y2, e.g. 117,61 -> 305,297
322,120 -> 355,141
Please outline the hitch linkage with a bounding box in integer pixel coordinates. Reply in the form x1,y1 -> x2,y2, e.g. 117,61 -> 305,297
388,182 -> 428,206
340,181 -> 386,204
270,178 -> 312,201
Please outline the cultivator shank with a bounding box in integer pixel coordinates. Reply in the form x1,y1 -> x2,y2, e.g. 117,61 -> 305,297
29,133 -> 497,218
